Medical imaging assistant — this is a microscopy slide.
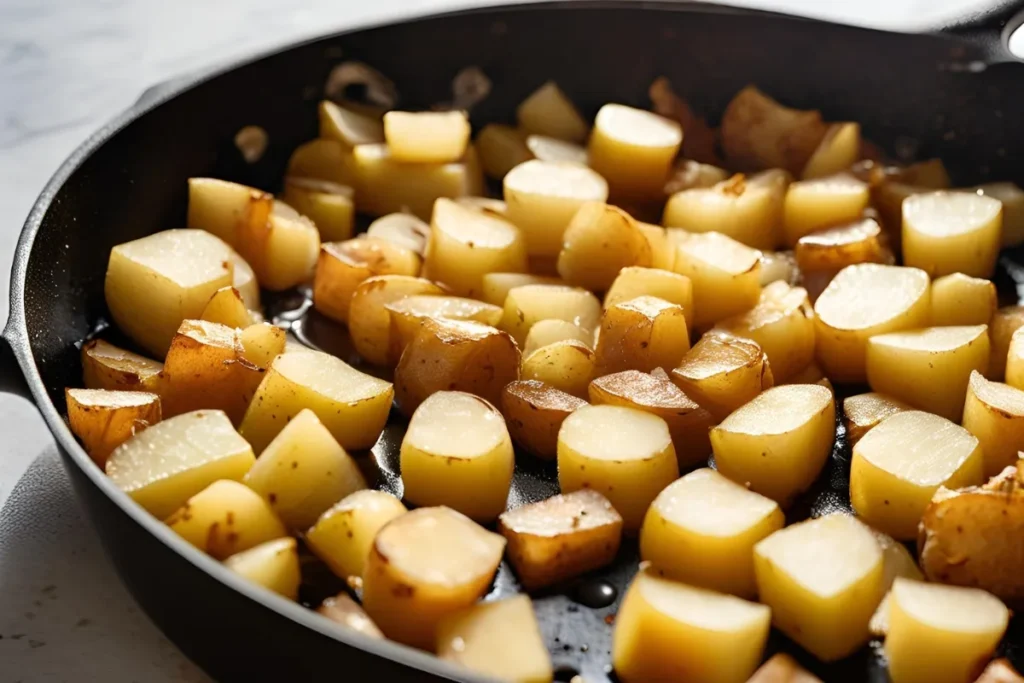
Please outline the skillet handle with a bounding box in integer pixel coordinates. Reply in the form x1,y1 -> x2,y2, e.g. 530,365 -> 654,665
929,0 -> 1024,61
0,331 -> 32,400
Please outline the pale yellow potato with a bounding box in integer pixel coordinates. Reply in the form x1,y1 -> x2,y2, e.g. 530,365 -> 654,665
747,654 -> 823,683
186,178 -> 274,248
867,529 -> 925,638
850,410 -> 983,539
255,201 -> 321,291
238,323 -> 287,369
782,173 -> 870,246
312,237 -> 423,324
383,111 -> 470,164
711,384 -> 834,506
317,593 -> 384,639
813,264 -> 931,383
228,250 -> 260,311
240,349 -> 394,453
604,267 -> 694,320
66,388 -> 161,466
714,281 -> 815,382
515,81 -> 588,143
521,340 -> 595,399
105,229 -> 235,357
500,380 -> 587,460
720,85 -> 828,174
556,202 -> 653,291
842,392 -> 912,446
931,273 -> 997,327
594,296 -> 690,376
589,104 -> 683,201
503,160 -> 609,258
557,404 -> 679,530
783,361 -> 833,391
318,100 -> 384,147
164,480 -> 286,560
386,295 -> 502,360
348,274 -> 445,366
365,212 -> 430,256
672,231 -> 762,328
802,122 -> 861,179
670,333 -> 774,422
522,319 -> 591,357
963,371 -> 1024,476
475,123 -> 532,179
480,272 -> 563,307
499,284 -> 601,345
758,249 -> 799,287
613,569 -> 771,683
305,489 -> 407,580
753,514 -> 885,661
81,339 -> 164,393
525,134 -> 587,165
640,468 -> 783,597
794,217 -> 888,276
436,596 -> 553,683
988,305 -> 1024,380
454,196 -> 509,217
424,198 -> 528,297
286,138 -> 356,186
638,222 -> 677,271
199,286 -> 253,329
281,177 -> 355,242
886,579 -> 1009,683
394,318 -> 520,416
663,174 -> 783,250
362,507 -> 505,649
903,191 -> 1003,278
664,159 -> 731,194
1007,327 -> 1024,391
973,182 -> 1024,247
224,537 -> 301,601
106,410 -> 255,518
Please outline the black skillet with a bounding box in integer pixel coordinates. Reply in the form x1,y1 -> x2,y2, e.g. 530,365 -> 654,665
6,2 -> 1024,681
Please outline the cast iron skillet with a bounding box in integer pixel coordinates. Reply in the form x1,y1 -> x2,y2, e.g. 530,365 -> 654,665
7,2 -> 1024,681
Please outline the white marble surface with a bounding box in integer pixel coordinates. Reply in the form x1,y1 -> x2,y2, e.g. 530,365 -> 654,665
0,0 -> 1006,680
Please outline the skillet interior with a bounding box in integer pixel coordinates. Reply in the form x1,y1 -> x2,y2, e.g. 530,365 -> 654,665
13,2 -> 1024,681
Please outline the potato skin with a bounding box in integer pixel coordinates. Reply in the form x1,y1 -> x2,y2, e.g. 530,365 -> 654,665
81,339 -> 164,393
521,340 -> 595,399
501,380 -> 588,459
312,238 -> 422,324
65,388 -> 161,466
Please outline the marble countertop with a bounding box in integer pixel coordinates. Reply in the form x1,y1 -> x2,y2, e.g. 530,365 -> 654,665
0,0 -> 1004,680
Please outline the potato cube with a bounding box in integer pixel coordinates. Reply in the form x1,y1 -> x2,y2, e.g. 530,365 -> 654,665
664,159 -> 731,194
224,537 -> 300,600
499,284 -> 601,345
521,340 -> 595,399
753,514 -> 885,661
604,266 -> 693,318
613,569 -> 771,683
903,191 -> 1002,278
501,380 -> 587,460
802,122 -> 861,179
362,507 -> 505,649
317,593 -> 384,639
525,134 -> 587,166
782,173 -> 870,246
638,222 -> 677,271
480,272 -> 563,307
988,305 -> 1024,380
1006,327 -> 1024,391
588,104 -> 683,201
82,339 -> 164,392
851,410 -> 983,539
348,275 -> 445,366
240,349 -> 394,453
670,333 -> 774,422
794,217 -> 888,276
867,529 -> 925,638
286,138 -> 355,186
476,124 -> 532,179
640,468 -> 783,597
556,202 -> 652,291
312,237 -> 422,324
66,388 -> 161,466
199,286 -> 254,329
318,100 -> 384,147
523,319 -> 592,357
930,273 -> 997,327
974,182 -> 1024,247
663,174 -> 783,250
106,409 -> 255,518
758,249 -> 799,287
238,323 -> 287,369
254,202 -> 321,291
366,212 -> 430,256
383,111 -> 470,164
186,178 -> 275,249
842,392 -> 912,446
281,177 -> 355,242
386,295 -> 502,359
516,81 -> 588,143
963,371 -> 1024,476
305,489 -> 407,580
720,85 -> 827,174
672,231 -> 762,328
594,296 -> 690,376
747,654 -> 822,683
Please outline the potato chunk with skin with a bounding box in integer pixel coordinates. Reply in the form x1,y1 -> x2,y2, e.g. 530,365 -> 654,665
348,275 -> 446,366
164,480 -> 286,560
312,237 -> 422,324
988,306 -> 1024,380
794,217 -> 888,275
753,514 -> 885,662
362,507 -> 505,649
558,405 -> 679,530
238,323 -> 287,369
556,202 -> 652,291
106,410 -> 255,519
931,273 -> 997,327
594,296 -> 690,376
66,389 -> 161,466
604,267 -> 694,319
663,174 -> 783,250
747,654 -> 822,683
499,284 -> 601,345
287,138 -> 355,186
498,490 -> 621,590
758,249 -> 799,287
306,489 -> 407,581
386,295 -> 502,360
813,264 -> 930,383
475,123 -> 532,179
281,177 -> 355,242
521,340 -> 595,399
613,569 -> 771,683
240,349 -> 394,454
224,537 -> 300,600
366,213 -> 430,256
963,371 -> 1024,476
501,380 -> 587,460
317,593 -> 383,639
640,468 -> 783,597
886,579 -> 1009,683
851,411 -> 983,540
82,339 -> 164,393
903,191 -> 1002,278
783,173 -> 870,246
672,231 -> 762,328
720,85 -> 828,174
711,384 -> 834,506
199,286 -> 253,329
319,100 -> 384,148
523,319 -> 591,357
516,81 -> 588,143
842,392 -> 912,446
383,111 -> 470,164
480,272 -> 562,307
589,104 -> 683,201
670,333 -> 774,422
638,222 -> 676,271
255,202 -> 321,291
186,178 -> 276,252
802,122 -> 861,179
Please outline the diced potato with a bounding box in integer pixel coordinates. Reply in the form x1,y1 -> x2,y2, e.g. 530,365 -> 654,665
663,174 -> 783,250
1006,328 -> 1024,391
851,410 -> 983,539
240,349 -> 394,453
386,295 -> 502,359
105,229 -> 235,357
747,654 -> 822,683
711,384 -> 834,506
281,177 -> 355,242
498,489 -> 621,589
525,134 -> 587,166
499,284 -> 602,345
383,111 -> 470,164
670,333 -> 774,422
988,306 -> 1024,380
895,159 -> 952,189
224,537 -> 301,600
317,593 -> 384,639
588,104 -> 683,201
199,286 -> 253,329
594,296 -> 690,376
106,409 -> 255,518
454,196 -> 509,217
903,191 -> 1003,278
931,273 -> 997,326
186,178 -> 275,249
500,380 -> 587,460
638,222 -> 676,271
613,569 -> 771,683
842,392 -> 912,446
306,489 -> 407,580
252,201 -> 320,291
886,579 -> 1009,683
164,480 -> 286,559
975,659 -> 1024,683
589,370 -> 713,470
366,213 -> 430,256
720,85 -> 828,174
753,514 -> 885,661
521,340 -> 595,399
348,275 -> 446,365
664,159 -> 731,194
286,138 -> 355,186
873,180 -> 930,235
867,529 -> 925,638
82,339 -> 164,393
238,322 -> 287,369
758,250 -> 799,287
783,361 -> 832,390
436,596 -> 553,683
672,231 -> 762,328
228,251 -> 260,311
394,318 -> 520,416
558,404 -> 679,530
782,173 -> 870,246
556,202 -> 652,291
604,267 -> 694,321
312,237 -> 423,324
640,468 -> 783,597
794,217 -> 888,277
516,81 -> 588,143
480,272 -> 563,307
813,264 -> 930,383
973,182 -> 1024,247
802,122 -> 861,179
66,388 -> 161,466
476,124 -> 532,179
963,371 -> 1024,476
362,507 -> 505,649
319,100 -> 384,147
522,319 -> 591,357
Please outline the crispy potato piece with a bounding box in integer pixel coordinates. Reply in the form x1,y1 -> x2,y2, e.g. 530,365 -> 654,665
594,296 -> 690,376
525,134 -> 587,166
973,182 -> 1024,248
672,231 -> 762,328
794,217 -> 887,277
664,159 -> 731,194
365,212 -> 430,256
976,659 -> 1024,683
224,537 -> 301,600
963,371 -> 1024,476
386,295 -> 502,360
394,318 -> 520,416
522,319 -> 591,357
720,86 -> 828,174
240,349 -> 394,453
604,267 -> 693,319
362,507 -> 505,649
851,411 -> 983,540
66,389 -> 161,466
348,275 -> 445,365
317,593 -> 384,639
318,100 -> 384,147
499,284 -> 601,345
903,191 -> 1002,278
640,468 -> 783,597
164,480 -> 286,560
281,177 -> 355,242
842,392 -> 912,446
988,306 -> 1024,380
253,201 -> 321,291
802,122 -> 861,179
476,124 -> 532,179
500,380 -> 587,460
81,339 -> 164,393
783,173 -> 870,246
306,490 -> 407,581
199,286 -> 254,329
747,654 -> 822,683
931,273 -> 997,327
286,138 -> 355,186
480,272 -> 563,307
313,237 -> 423,324
813,264 -> 930,383
383,111 -> 470,164
516,81 -> 588,143
556,202 -> 652,291
558,404 -> 679,530
753,514 -> 885,662
588,104 -> 682,201
663,174 -> 783,250
613,569 -> 771,683
521,340 -> 595,399
670,333 -> 773,422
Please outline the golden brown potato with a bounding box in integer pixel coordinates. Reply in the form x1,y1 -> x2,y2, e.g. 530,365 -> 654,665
521,340 -> 595,399
973,182 -> 1024,248
747,654 -> 823,683
963,371 -> 1024,476
988,306 -> 1024,380
664,159 -> 730,194
500,380 -> 587,460
671,333 -> 773,421
81,339 -> 163,393
224,537 -> 301,600
199,286 -> 254,329
842,392 -> 912,446
794,217 -> 887,277
648,77 -> 719,165
348,275 -> 446,366
783,173 -> 870,246
66,388 -> 161,466
319,100 -> 384,147
802,122 -> 861,179
522,319 -> 591,357
186,178 -> 274,248
238,323 -> 287,369
383,111 -> 470,164
557,202 -> 653,291
281,177 -> 355,242
663,174 -> 784,250
312,237 -> 423,324
903,191 -> 1003,278
672,231 -> 762,328
253,201 -> 321,291
588,104 -> 683,201
930,273 -> 997,327
604,267 -> 693,319
365,212 -> 430,256
286,138 -> 355,186
720,86 -> 828,174
499,284 -> 602,345
386,295 -> 502,360
594,296 -> 690,376
306,490 -> 407,581
516,81 -> 588,142
475,123 -> 532,179
317,593 -> 384,639
480,272 -> 563,307
1005,327 -> 1024,392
